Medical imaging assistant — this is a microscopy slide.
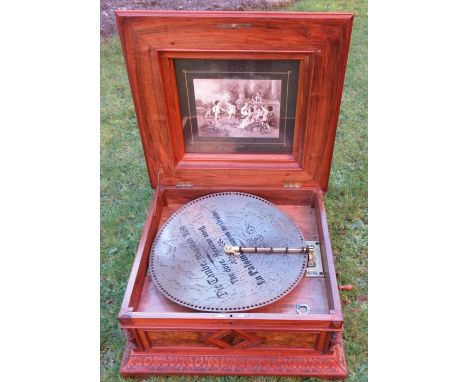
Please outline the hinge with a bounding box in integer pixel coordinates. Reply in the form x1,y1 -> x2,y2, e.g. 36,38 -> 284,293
284,182 -> 302,189
176,182 -> 194,188
304,241 -> 324,278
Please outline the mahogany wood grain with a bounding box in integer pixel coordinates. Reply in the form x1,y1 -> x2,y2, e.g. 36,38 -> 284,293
119,186 -> 342,317
120,333 -> 347,377
116,10 -> 353,191
162,186 -> 318,206
115,11 -> 352,378
157,49 -> 314,170
119,192 -> 163,314
137,200 -> 325,314
142,329 -> 321,353
120,186 -> 341,321
314,191 -> 342,314
118,185 -> 345,377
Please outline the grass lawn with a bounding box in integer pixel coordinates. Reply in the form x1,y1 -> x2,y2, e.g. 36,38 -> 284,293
100,1 -> 367,381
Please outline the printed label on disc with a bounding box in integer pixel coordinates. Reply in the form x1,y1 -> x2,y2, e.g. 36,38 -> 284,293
149,192 -> 307,311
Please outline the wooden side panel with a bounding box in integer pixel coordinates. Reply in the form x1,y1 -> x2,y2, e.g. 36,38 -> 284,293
254,331 -> 319,349
314,191 -> 342,315
147,330 -> 213,348
144,329 -> 320,351
120,191 -> 165,314
162,186 -> 317,206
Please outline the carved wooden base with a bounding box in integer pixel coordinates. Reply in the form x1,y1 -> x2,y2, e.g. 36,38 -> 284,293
120,333 -> 347,378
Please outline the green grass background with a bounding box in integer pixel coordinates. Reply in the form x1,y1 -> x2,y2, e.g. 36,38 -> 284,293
101,0 -> 367,380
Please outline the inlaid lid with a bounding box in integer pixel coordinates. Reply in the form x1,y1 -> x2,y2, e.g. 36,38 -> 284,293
116,11 -> 353,190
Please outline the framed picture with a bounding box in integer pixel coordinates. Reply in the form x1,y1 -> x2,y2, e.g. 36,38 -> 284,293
175,59 -> 299,154
116,11 -> 353,189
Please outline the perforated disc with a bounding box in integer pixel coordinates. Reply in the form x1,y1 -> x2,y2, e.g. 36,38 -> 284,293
149,192 -> 307,312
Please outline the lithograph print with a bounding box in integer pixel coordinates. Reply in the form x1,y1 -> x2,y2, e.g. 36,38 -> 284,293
193,78 -> 282,138
175,59 -> 300,154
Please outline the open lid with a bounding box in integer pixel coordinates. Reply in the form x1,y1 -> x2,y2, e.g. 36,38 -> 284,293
116,11 -> 353,191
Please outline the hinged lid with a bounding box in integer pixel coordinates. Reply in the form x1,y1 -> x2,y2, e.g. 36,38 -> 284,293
116,11 -> 353,191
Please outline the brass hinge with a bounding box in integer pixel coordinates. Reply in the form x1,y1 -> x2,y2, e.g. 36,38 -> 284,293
176,182 -> 194,188
284,182 -> 302,189
304,241 -> 324,278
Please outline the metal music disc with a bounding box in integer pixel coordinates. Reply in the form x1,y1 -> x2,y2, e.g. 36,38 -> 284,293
149,192 -> 307,312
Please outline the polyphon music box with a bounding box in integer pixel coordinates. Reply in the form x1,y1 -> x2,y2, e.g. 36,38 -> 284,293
115,10 -> 353,378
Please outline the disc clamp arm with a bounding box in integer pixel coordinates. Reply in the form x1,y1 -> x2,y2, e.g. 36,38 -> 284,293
224,243 -> 323,278
224,244 -> 315,265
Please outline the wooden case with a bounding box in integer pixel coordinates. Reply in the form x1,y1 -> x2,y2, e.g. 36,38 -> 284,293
115,10 -> 353,378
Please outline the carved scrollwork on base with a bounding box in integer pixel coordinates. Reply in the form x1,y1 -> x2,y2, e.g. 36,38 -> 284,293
120,333 -> 347,378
